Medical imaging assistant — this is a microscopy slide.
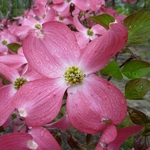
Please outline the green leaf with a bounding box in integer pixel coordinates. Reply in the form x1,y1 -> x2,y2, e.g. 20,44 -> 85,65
142,126 -> 150,136
7,43 -> 21,53
83,142 -> 97,149
128,107 -> 150,125
89,14 -> 115,30
125,78 -> 150,99
100,61 -> 123,79
123,9 -> 150,45
122,60 -> 150,79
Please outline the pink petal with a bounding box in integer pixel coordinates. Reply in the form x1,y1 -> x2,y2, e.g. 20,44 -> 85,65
44,114 -> 71,130
0,85 -> 16,126
0,132 -> 32,150
22,67 -> 44,81
66,74 -> 127,134
52,0 -> 63,4
75,32 -> 89,49
89,0 -> 105,11
91,24 -> 107,35
79,22 -> 127,74
73,15 -> 87,32
14,25 -> 31,40
23,21 -> 80,78
12,78 -> 68,126
0,54 -> 27,69
95,124 -> 117,150
107,125 -> 143,150
0,62 -> 19,82
29,127 -> 61,150
53,2 -> 68,12
73,0 -> 90,10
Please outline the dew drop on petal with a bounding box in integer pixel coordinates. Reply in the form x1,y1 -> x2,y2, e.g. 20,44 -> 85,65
27,140 -> 38,149
18,108 -> 27,117
100,142 -> 107,148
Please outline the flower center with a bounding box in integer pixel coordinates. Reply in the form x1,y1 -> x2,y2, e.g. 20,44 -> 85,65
42,14 -> 46,19
59,16 -> 64,21
100,142 -> 107,148
14,78 -> 28,90
2,40 -> 8,45
87,29 -> 94,36
34,24 -> 42,30
64,66 -> 85,85
66,0 -> 71,3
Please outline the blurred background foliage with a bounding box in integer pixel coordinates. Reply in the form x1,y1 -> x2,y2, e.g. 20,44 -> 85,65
114,0 -> 150,15
0,0 -> 33,20
0,0 -> 150,20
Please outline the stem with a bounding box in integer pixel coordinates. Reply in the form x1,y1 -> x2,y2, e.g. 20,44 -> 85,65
17,123 -> 26,132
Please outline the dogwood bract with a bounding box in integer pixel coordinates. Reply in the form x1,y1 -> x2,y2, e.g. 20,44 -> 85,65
13,21 -> 127,134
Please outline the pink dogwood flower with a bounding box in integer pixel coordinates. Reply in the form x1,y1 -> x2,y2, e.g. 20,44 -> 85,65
0,63 -> 42,126
0,29 -> 18,54
14,21 -> 127,134
73,15 -> 106,49
0,127 -> 61,150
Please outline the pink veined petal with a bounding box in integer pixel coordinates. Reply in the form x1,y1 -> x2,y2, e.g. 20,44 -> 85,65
0,132 -> 32,150
67,74 -> 127,134
91,24 -> 107,35
12,78 -> 68,127
75,32 -> 90,49
23,21 -> 80,78
147,147 -> 150,150
116,14 -> 126,22
107,125 -> 143,150
73,0 -> 90,11
0,62 -> 19,82
43,7 -> 55,22
0,85 -> 16,126
32,3 -> 46,18
73,15 -> 87,32
14,25 -> 31,40
34,0 -> 47,5
52,0 -> 63,4
41,21 -> 81,64
52,2 -> 68,12
44,114 -> 71,130
0,54 -> 27,69
95,124 -> 117,150
22,67 -> 44,81
89,0 -> 105,11
29,127 -> 61,150
79,22 -> 127,74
